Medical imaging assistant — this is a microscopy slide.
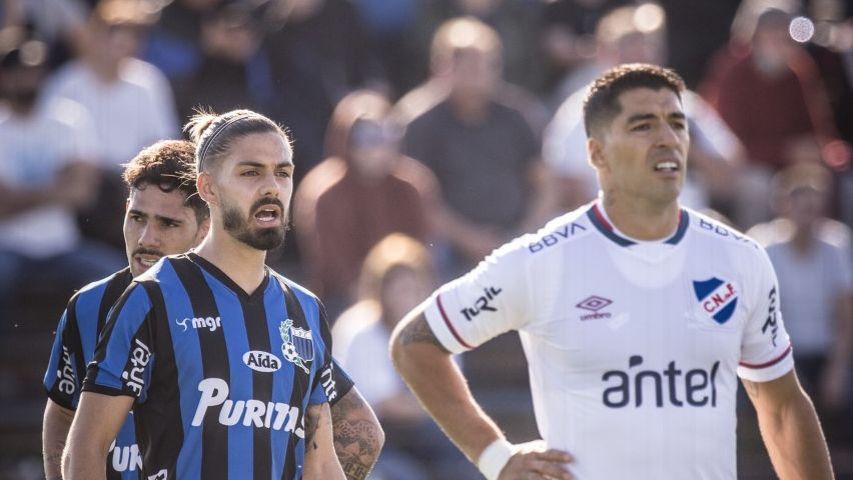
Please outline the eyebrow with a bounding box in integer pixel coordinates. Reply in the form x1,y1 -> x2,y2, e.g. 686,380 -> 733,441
626,112 -> 687,124
236,160 -> 294,168
128,209 -> 183,224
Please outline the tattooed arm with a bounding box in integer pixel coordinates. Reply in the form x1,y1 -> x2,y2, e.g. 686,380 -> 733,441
743,370 -> 834,479
389,306 -> 505,462
330,387 -> 383,480
304,402 -> 346,480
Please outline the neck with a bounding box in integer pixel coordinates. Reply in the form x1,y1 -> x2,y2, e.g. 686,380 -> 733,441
448,94 -> 489,123
790,223 -> 815,254
195,226 -> 268,295
85,55 -> 122,82
600,190 -> 680,241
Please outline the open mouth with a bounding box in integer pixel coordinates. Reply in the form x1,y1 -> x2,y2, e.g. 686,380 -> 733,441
653,160 -> 680,173
135,254 -> 161,268
254,205 -> 282,224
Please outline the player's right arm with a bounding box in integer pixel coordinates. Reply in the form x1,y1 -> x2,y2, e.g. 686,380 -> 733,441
63,393 -> 134,480
63,283 -> 155,480
390,309 -> 573,480
42,399 -> 74,480
389,237 -> 573,480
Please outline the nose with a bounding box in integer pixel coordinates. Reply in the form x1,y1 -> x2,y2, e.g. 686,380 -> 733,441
138,224 -> 159,248
656,122 -> 683,149
260,172 -> 281,198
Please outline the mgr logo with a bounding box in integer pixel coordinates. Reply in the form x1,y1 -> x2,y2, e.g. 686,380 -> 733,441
692,277 -> 738,324
175,316 -> 221,332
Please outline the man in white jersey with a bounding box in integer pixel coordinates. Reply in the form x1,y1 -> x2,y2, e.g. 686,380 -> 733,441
390,63 -> 834,479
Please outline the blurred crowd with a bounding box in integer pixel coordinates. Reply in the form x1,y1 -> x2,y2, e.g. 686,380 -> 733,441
1,0 -> 852,477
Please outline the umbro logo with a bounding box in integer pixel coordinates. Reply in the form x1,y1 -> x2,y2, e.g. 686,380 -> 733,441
576,295 -> 613,321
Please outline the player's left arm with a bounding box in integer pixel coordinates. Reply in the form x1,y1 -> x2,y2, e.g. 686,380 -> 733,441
743,370 -> 834,479
330,386 -> 384,480
303,402 -> 346,480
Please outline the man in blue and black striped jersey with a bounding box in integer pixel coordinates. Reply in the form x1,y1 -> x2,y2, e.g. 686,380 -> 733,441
56,113 -> 379,479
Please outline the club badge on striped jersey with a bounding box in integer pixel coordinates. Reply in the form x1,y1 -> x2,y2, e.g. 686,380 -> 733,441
280,319 -> 314,374
692,277 -> 738,325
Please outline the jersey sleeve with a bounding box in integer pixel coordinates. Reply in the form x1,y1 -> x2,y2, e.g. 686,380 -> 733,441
308,302 -> 338,405
82,283 -> 156,401
737,246 -> 794,382
423,237 -> 533,354
43,299 -> 84,410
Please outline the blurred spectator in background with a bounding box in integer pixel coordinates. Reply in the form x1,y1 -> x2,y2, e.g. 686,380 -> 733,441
174,0 -> 277,121
549,1 -> 667,108
543,3 -> 744,223
351,0 -> 421,95
0,31 -> 123,324
401,17 -> 553,270
263,0 -> 385,175
294,90 -> 437,314
701,5 -> 846,227
414,0 -> 542,95
42,0 -> 179,250
333,233 -> 477,480
748,162 -> 853,467
538,0 -> 628,98
141,0 -> 221,83
0,0 -> 89,67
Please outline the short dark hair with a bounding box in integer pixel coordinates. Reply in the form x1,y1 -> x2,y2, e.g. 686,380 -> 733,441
583,63 -> 686,137
184,108 -> 290,172
122,140 -> 209,222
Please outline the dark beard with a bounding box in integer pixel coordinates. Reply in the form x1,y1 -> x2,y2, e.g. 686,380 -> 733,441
222,197 -> 288,251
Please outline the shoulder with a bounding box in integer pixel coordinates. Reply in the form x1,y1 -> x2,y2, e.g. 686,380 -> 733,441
270,271 -> 322,310
522,205 -> 596,255
70,268 -> 132,307
120,58 -> 171,88
686,208 -> 761,252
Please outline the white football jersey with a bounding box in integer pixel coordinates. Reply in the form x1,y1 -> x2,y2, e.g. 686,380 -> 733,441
423,202 -> 793,480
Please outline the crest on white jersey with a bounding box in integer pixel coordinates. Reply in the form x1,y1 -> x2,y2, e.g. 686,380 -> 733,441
692,277 -> 738,324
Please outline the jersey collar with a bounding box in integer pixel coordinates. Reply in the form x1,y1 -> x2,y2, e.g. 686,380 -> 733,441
586,203 -> 689,247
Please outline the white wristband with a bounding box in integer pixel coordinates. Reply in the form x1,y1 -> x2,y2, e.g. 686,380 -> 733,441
477,438 -> 515,480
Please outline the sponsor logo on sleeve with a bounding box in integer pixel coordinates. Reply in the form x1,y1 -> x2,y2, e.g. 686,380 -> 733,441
320,364 -> 338,403
280,319 -> 313,374
692,277 -> 738,324
121,339 -> 151,396
760,287 -> 779,347
460,286 -> 503,321
57,345 -> 76,395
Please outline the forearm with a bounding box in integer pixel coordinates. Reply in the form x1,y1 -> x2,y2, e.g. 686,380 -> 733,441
330,388 -> 384,480
304,403 -> 346,480
43,400 -> 74,480
752,385 -> 833,479
391,319 -> 503,463
62,436 -> 108,480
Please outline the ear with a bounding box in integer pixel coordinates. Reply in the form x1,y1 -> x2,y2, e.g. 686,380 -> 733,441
587,136 -> 608,173
194,216 -> 211,245
197,172 -> 218,207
